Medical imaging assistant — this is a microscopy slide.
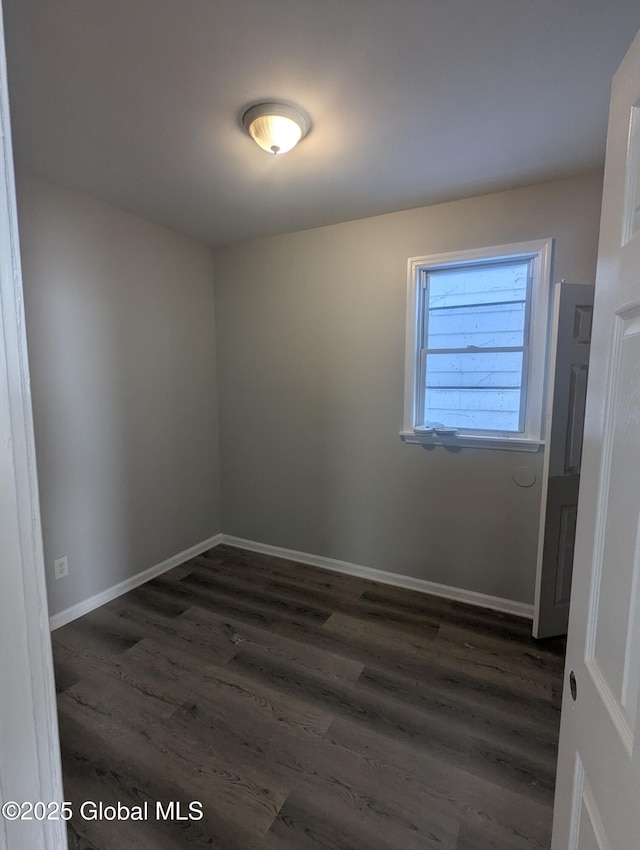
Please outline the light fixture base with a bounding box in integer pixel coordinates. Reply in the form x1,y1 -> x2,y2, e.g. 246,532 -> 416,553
242,101 -> 311,154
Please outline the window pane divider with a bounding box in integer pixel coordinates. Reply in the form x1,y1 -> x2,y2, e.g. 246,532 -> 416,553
427,385 -> 522,390
424,345 -> 525,355
428,298 -> 526,312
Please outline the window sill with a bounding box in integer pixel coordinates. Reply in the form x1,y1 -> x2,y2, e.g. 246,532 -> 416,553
399,430 -> 544,452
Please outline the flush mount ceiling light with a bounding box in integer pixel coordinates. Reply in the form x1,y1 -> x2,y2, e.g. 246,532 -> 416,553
242,102 -> 311,155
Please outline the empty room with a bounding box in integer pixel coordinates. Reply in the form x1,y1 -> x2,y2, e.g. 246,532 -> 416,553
3,1 -> 640,849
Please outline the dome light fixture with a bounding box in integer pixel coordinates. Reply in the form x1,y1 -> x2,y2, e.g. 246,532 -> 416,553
242,101 -> 311,155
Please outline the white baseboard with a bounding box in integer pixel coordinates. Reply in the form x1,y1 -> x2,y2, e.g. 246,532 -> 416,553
49,530 -> 533,629
219,534 -> 534,619
49,533 -> 223,631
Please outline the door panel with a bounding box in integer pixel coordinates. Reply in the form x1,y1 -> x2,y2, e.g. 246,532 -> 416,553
565,362 -> 589,472
534,283 -> 594,639
553,486 -> 578,607
590,309 -> 640,735
570,764 -> 612,850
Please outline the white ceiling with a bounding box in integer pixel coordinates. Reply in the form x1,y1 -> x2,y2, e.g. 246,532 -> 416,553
5,0 -> 640,248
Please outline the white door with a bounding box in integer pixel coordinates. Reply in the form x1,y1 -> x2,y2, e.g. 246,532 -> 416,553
552,27 -> 640,850
534,282 -> 594,640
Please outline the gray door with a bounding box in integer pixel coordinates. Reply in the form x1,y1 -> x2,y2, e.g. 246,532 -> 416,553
533,282 -> 594,639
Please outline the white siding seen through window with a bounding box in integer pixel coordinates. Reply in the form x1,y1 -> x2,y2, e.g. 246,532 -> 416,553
421,261 -> 530,431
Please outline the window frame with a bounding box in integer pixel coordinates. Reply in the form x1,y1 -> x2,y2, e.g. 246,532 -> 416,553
402,239 -> 553,451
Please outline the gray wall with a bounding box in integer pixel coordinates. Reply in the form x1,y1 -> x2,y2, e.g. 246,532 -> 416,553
213,173 -> 603,604
17,176 -> 221,617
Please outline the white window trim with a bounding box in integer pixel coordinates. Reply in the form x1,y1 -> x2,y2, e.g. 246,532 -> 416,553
401,238 -> 554,451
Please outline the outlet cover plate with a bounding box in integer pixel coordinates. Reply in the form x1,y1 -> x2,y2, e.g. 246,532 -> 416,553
54,556 -> 68,580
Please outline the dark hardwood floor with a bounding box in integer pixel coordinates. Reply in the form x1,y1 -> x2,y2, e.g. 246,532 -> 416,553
51,544 -> 566,850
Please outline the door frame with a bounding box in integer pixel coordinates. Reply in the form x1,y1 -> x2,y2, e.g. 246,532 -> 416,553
0,2 -> 66,848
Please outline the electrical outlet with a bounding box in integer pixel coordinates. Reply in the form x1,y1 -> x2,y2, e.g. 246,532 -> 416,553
54,556 -> 68,580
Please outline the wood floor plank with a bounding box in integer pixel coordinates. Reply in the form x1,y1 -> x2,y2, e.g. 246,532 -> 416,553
178,604 -> 365,684
58,689 -> 289,839
63,666 -> 178,726
57,703 -> 263,850
130,637 -> 335,736
359,586 -> 536,643
435,621 -> 566,676
227,646 -> 556,805
175,568 -> 332,625
321,611 -> 440,663
326,716 -> 554,849
356,665 -> 559,763
149,570 -> 329,632
269,616 -> 444,680
456,815 -> 549,850
323,611 -> 557,703
273,720 -> 460,846
354,656 -> 560,734
85,599 -> 241,667
166,660 -> 459,847
159,564 -> 194,583
187,556 -> 364,614
264,790 -> 452,850
53,616 -> 140,659
202,545 -> 371,599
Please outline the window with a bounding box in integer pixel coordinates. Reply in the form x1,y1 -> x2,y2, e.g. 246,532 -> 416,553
402,239 -> 553,450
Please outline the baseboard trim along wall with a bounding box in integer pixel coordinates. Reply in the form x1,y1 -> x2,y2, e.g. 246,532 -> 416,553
49,533 -> 224,630
219,535 -> 534,619
49,530 -> 533,630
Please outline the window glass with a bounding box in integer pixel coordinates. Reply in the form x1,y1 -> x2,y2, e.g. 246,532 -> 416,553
421,260 -> 531,432
424,351 -> 524,431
